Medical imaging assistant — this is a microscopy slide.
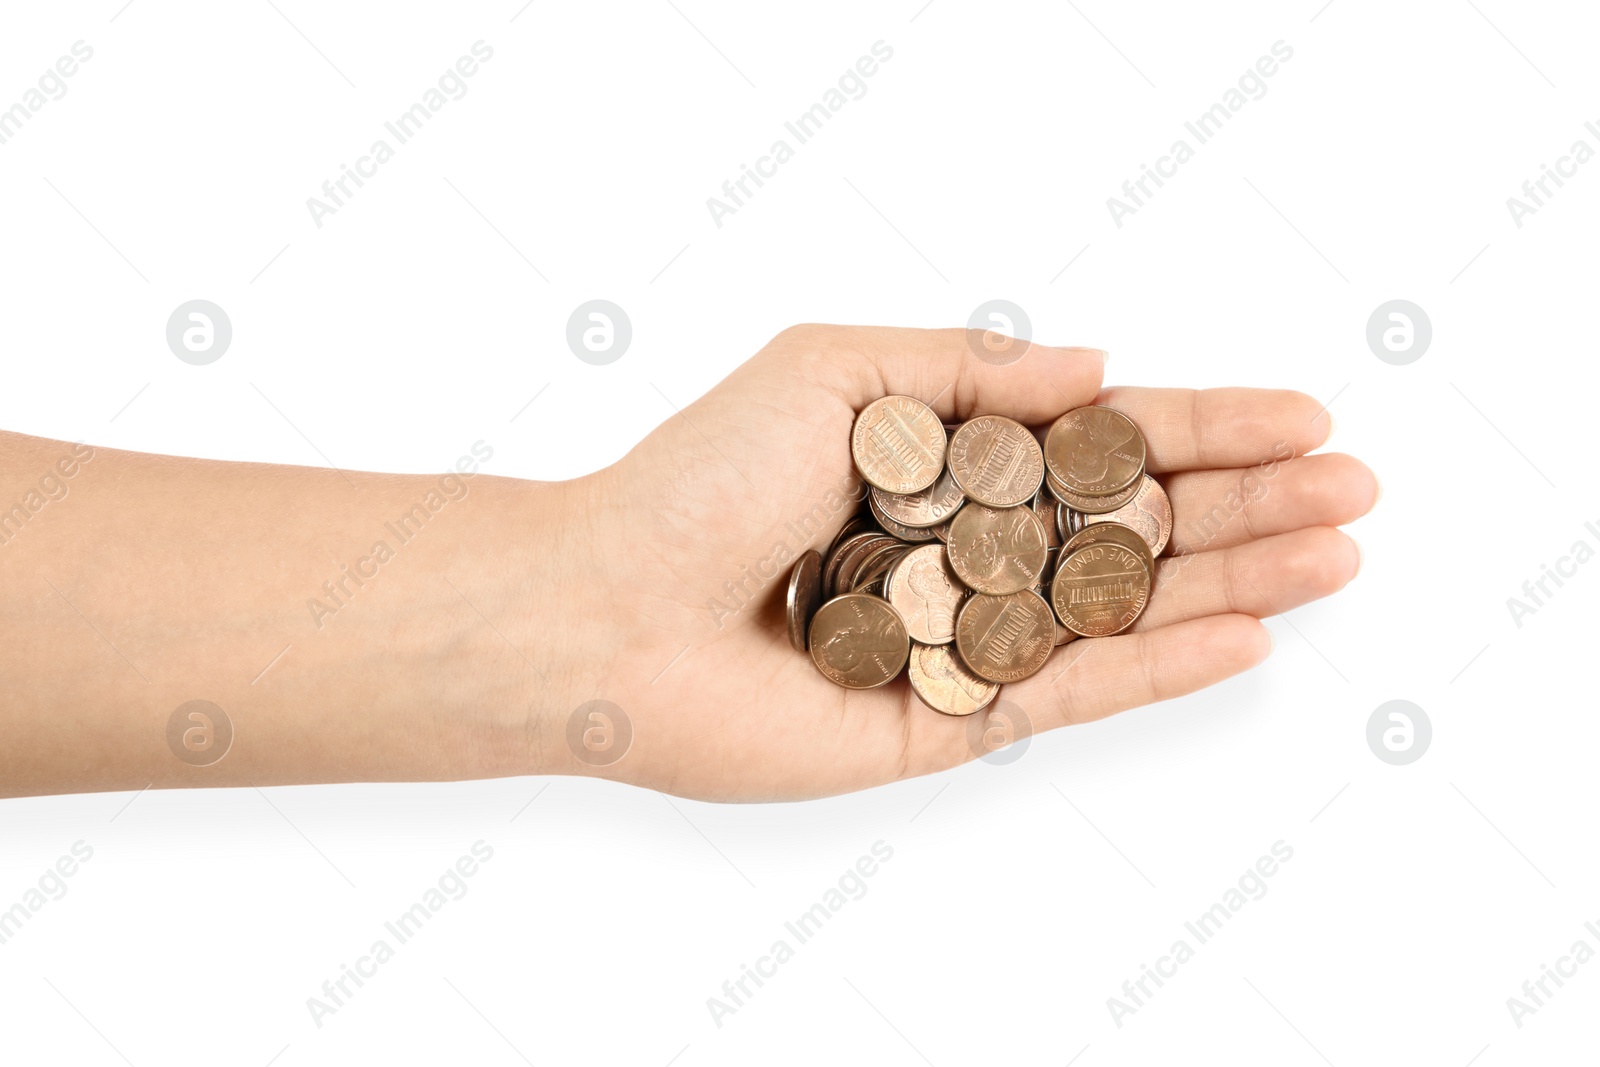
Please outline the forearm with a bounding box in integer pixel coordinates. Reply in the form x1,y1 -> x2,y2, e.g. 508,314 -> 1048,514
0,430 -> 589,798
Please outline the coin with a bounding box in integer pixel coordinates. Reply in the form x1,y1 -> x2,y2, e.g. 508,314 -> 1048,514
884,544 -> 966,645
907,643 -> 999,716
808,396 -> 1163,690
954,590 -> 1057,683
1045,467 -> 1142,514
946,503 -> 1049,596
1032,490 -> 1062,550
1051,541 -> 1151,637
1076,475 -> 1172,556
1035,545 -> 1059,596
851,395 -> 947,494
1044,406 -> 1146,498
849,542 -> 911,593
867,492 -> 940,543
947,415 -> 1045,508
808,594 -> 911,689
827,512 -> 876,558
871,466 -> 965,529
823,531 -> 884,598
1032,546 -> 1075,647
1056,518 -> 1158,601
785,550 -> 824,652
1061,520 -> 1155,586
832,534 -> 900,598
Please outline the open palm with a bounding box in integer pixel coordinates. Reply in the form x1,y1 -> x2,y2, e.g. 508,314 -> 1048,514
569,326 -> 1375,800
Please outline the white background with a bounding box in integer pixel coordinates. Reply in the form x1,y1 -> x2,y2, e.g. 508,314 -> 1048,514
2,1 -> 1596,1063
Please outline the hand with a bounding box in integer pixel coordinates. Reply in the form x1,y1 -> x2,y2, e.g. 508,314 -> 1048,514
0,325 -> 1373,800
544,325 -> 1378,800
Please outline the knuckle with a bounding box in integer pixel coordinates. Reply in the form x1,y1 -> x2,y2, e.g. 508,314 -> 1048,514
769,323 -> 838,351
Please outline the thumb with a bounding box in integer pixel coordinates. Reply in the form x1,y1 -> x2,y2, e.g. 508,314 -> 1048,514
765,324 -> 1106,424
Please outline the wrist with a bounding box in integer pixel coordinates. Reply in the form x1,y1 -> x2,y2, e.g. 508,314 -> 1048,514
447,471 -> 604,781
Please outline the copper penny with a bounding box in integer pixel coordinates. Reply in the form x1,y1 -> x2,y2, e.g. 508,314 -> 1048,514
1051,541 -> 1151,637
1060,523 -> 1154,618
1062,506 -> 1083,539
823,531 -> 885,598
867,492 -> 940,543
827,512 -> 875,558
1032,546 -> 1076,647
832,535 -> 901,598
808,594 -> 910,689
1076,475 -> 1172,556
871,466 -> 965,531
946,503 -> 1049,596
954,589 -> 1056,683
1062,519 -> 1154,575
849,543 -> 911,593
884,544 -> 966,645
1046,466 -> 1142,514
1032,490 -> 1062,550
907,643 -> 1000,716
1044,406 -> 1146,498
785,549 -> 824,652
1034,545 -> 1059,597
947,415 -> 1045,508
851,396 -> 946,494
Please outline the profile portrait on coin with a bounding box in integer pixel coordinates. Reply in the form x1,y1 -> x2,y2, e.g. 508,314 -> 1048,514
1064,418 -> 1133,483
808,593 -> 911,689
947,503 -> 1048,595
890,545 -> 964,644
1046,406 -> 1146,496
908,643 -> 998,716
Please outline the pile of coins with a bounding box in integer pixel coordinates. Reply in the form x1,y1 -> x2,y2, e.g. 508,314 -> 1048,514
787,396 -> 1172,716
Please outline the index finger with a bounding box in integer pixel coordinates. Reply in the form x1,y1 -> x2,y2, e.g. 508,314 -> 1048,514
1095,386 -> 1333,473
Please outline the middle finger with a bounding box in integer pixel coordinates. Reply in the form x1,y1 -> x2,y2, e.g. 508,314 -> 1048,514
1163,452 -> 1377,555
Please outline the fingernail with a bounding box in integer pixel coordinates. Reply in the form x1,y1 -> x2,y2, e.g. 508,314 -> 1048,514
1325,410 -> 1337,441
1371,475 -> 1383,507
1349,535 -> 1364,578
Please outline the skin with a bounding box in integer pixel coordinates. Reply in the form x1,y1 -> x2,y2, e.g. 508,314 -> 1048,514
0,325 -> 1377,801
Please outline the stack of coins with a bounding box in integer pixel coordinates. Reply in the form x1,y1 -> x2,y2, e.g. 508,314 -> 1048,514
787,395 -> 1173,716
